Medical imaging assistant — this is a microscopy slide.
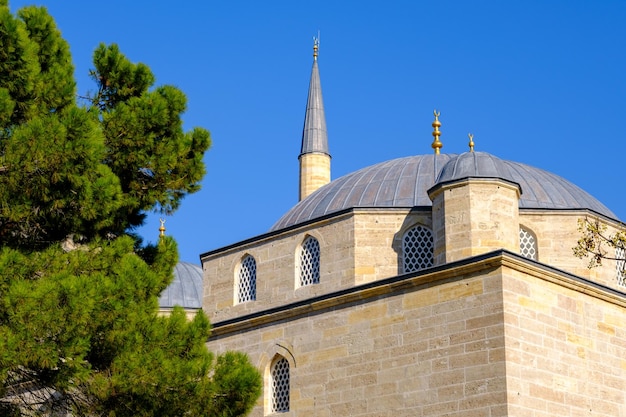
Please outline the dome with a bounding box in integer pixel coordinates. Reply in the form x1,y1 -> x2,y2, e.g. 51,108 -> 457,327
270,153 -> 617,231
159,261 -> 203,309
436,151 -> 517,185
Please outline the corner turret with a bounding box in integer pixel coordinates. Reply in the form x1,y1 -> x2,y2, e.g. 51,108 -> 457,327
428,151 -> 522,264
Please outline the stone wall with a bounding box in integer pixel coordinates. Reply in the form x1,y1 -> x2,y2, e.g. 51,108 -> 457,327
202,209 -> 432,324
354,209 -> 431,284
206,254 -> 626,416
208,261 -> 508,417
202,213 -> 355,324
519,211 -> 623,292
430,179 -> 520,265
299,152 -> 331,200
502,263 -> 626,416
202,208 -> 625,329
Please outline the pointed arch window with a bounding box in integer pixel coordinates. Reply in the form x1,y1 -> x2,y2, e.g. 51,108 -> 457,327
299,236 -> 320,286
519,227 -> 538,261
616,246 -> 625,288
271,356 -> 290,413
402,225 -> 434,273
237,255 -> 256,303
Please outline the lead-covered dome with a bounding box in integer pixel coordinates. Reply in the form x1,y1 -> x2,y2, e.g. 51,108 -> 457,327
159,261 -> 203,309
271,152 -> 617,231
436,151 -> 517,185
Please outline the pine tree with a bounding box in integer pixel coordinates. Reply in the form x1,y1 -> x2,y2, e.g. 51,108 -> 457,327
0,3 -> 261,416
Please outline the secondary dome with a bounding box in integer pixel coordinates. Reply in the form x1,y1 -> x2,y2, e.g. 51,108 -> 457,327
436,151 -> 518,185
159,261 -> 203,309
270,153 -> 617,231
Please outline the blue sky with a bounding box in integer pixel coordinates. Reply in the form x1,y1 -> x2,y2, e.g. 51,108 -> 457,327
9,1 -> 626,264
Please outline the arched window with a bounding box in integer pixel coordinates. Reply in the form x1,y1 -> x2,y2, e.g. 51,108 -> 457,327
271,356 -> 290,413
616,246 -> 625,287
519,227 -> 538,261
237,255 -> 256,303
402,225 -> 434,273
299,236 -> 320,287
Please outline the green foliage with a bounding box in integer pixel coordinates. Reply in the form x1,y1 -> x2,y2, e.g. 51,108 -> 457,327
92,43 -> 211,232
1,106 -> 122,247
573,217 -> 626,268
0,3 -> 261,416
0,3 -> 211,248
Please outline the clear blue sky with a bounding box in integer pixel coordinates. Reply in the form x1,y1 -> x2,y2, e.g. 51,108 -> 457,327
10,1 -> 626,264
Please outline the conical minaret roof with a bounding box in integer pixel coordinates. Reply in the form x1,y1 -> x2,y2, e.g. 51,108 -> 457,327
300,40 -> 329,157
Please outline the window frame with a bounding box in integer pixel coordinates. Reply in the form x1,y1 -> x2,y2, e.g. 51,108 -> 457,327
270,356 -> 290,413
519,226 -> 538,261
402,224 -> 434,274
298,236 -> 320,287
236,254 -> 257,304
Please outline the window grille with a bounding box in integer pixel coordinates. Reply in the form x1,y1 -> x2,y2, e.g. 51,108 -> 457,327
299,236 -> 320,286
271,357 -> 290,413
519,227 -> 537,260
617,247 -> 626,288
402,225 -> 434,273
237,255 -> 256,303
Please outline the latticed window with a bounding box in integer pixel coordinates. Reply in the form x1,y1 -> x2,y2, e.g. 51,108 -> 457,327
271,357 -> 290,413
299,236 -> 320,286
616,247 -> 626,288
519,227 -> 538,260
237,255 -> 256,303
402,225 -> 434,273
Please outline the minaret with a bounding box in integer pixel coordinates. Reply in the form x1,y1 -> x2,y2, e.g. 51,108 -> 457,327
299,36 -> 330,201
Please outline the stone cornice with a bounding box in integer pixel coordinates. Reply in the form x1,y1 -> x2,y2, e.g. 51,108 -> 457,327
427,177 -> 522,200
499,253 -> 626,307
208,250 -> 626,340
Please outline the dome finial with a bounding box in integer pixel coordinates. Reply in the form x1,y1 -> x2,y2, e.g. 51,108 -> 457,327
159,218 -> 166,238
431,110 -> 443,155
468,133 -> 475,152
313,32 -> 320,60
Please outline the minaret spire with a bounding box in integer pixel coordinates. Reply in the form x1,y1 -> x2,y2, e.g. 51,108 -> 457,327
299,35 -> 331,201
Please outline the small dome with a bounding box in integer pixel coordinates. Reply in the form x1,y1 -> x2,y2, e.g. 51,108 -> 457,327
436,152 -> 518,185
271,153 -> 617,231
159,261 -> 203,309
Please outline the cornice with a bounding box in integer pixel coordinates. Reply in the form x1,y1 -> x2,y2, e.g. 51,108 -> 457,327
209,250 -> 626,340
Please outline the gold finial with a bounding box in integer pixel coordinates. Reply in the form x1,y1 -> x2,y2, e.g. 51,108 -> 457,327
313,32 -> 320,60
159,218 -> 166,238
431,110 -> 443,155
468,133 -> 475,152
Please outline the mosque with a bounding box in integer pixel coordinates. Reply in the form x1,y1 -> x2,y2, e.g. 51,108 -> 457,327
164,40 -> 626,416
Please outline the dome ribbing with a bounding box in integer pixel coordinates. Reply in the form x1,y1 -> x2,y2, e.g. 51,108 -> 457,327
271,153 -> 617,231
158,261 -> 203,309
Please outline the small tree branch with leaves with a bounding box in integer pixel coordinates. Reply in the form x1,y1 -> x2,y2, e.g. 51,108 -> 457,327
573,217 -> 626,269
